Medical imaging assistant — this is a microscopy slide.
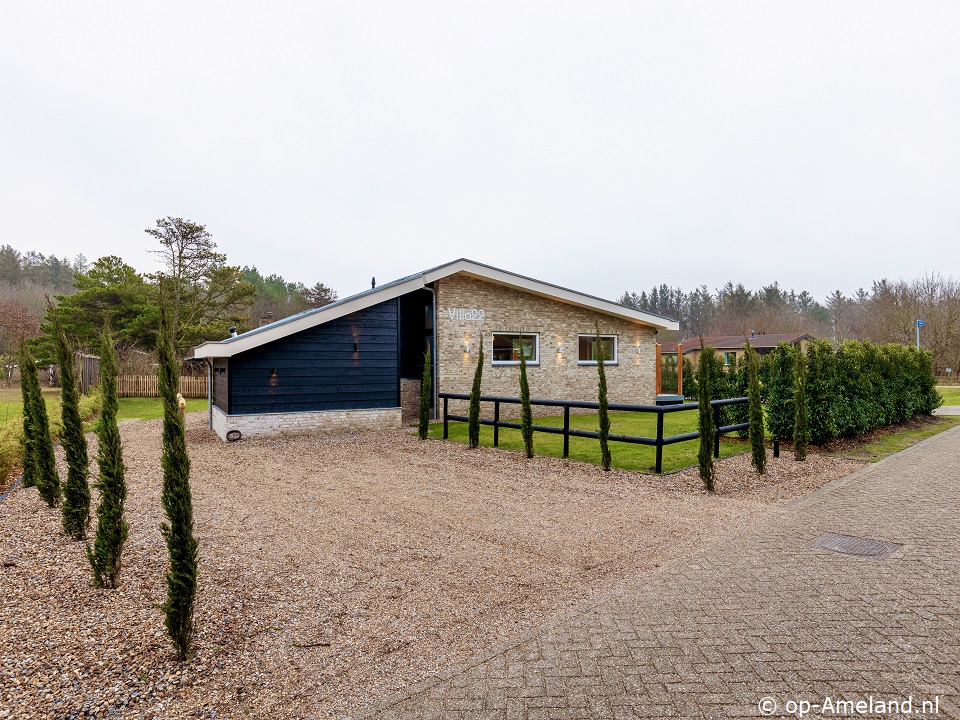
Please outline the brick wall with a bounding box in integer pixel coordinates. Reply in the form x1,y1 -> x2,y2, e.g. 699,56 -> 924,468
399,378 -> 422,426
211,405 -> 401,441
435,274 -> 658,417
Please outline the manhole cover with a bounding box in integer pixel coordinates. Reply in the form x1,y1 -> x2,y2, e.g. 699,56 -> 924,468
811,533 -> 901,560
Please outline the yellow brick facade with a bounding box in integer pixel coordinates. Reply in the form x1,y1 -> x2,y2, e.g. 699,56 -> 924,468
435,274 -> 658,416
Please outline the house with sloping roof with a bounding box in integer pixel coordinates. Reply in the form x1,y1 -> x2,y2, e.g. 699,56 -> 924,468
194,259 -> 679,440
660,332 -> 814,368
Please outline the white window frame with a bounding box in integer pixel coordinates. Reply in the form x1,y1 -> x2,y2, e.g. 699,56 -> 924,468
491,332 -> 540,366
723,351 -> 737,366
578,334 -> 618,365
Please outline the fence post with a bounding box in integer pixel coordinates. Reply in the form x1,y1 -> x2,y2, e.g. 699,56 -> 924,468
713,404 -> 721,459
443,396 -> 449,439
773,438 -> 779,458
563,405 -> 570,458
493,400 -> 500,447
655,410 -> 664,473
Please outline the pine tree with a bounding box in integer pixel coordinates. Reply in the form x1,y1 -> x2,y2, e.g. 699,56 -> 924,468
51,302 -> 90,539
17,339 -> 38,489
697,344 -> 716,492
745,343 -> 766,475
518,336 -> 534,459
158,299 -> 198,660
87,320 -> 129,588
595,329 -> 611,471
417,342 -> 432,440
794,347 -> 809,462
467,335 -> 484,449
23,343 -> 60,506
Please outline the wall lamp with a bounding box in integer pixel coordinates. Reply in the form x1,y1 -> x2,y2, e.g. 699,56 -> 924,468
463,341 -> 470,353
636,346 -> 642,355
354,340 -> 359,353
557,344 -> 564,354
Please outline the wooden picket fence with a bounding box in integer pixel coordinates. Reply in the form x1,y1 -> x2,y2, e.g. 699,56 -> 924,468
116,375 -> 208,399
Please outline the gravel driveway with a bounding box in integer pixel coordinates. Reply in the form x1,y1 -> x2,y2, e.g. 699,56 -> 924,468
0,412 -> 865,719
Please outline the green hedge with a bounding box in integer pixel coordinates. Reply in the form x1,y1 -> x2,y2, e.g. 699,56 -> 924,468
766,343 -> 798,441
766,340 -> 940,443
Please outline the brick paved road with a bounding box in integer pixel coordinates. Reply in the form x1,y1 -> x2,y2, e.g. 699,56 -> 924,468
360,426 -> 960,719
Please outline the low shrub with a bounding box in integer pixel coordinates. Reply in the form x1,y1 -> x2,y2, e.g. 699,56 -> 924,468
0,417 -> 21,484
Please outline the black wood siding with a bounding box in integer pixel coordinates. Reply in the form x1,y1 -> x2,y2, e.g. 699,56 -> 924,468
228,300 -> 399,414
212,358 -> 229,413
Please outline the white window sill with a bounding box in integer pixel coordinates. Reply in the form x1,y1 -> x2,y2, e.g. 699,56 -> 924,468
578,361 -> 619,366
492,361 -> 541,366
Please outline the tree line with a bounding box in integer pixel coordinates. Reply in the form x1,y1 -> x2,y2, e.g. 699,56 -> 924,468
0,217 -> 338,377
620,273 -> 960,375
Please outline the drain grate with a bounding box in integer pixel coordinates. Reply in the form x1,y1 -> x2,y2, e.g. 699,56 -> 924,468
811,532 -> 902,560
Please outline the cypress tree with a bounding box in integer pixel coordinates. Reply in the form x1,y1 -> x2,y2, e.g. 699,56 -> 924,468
158,299 -> 198,660
682,356 -> 697,398
518,335 -> 534,459
17,339 -> 38,489
794,347 -> 809,462
417,342 -> 432,440
23,342 -> 60,506
745,343 -> 766,475
51,302 -> 90,539
467,335 -> 484,449
595,329 -> 611,471
87,320 -> 129,588
697,344 -> 716,492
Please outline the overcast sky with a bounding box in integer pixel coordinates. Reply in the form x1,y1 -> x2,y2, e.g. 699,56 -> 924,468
2,2 -> 958,303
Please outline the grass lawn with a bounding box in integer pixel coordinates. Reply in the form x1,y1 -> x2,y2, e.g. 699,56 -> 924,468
937,386 -> 960,405
0,387 -> 208,424
814,415 -> 960,462
115,397 -> 208,422
428,407 -> 745,473
0,386 -> 60,424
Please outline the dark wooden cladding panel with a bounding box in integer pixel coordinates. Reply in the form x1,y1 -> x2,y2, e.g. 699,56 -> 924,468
230,363 -> 397,378
233,390 -> 397,405
236,397 -> 396,414
232,378 -> 397,394
228,300 -> 399,414
233,350 -> 397,362
212,358 -> 229,413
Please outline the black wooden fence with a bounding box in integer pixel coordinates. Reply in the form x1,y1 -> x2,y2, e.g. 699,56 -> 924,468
439,393 -> 749,473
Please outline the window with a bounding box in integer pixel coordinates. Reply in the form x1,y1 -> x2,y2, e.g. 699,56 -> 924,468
724,351 -> 737,366
578,335 -> 617,364
492,333 -> 539,365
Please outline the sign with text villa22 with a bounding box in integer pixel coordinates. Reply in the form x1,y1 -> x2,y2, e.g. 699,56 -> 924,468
917,319 -> 924,327
447,308 -> 485,321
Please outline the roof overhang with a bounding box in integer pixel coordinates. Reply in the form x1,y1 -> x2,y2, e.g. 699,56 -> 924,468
195,259 -> 679,359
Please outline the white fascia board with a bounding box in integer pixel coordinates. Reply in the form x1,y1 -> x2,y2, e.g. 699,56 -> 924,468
194,275 -> 426,358
424,260 -> 679,331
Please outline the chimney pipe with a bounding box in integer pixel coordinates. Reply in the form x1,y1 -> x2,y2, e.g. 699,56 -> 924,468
371,277 -> 376,289
229,326 -> 237,338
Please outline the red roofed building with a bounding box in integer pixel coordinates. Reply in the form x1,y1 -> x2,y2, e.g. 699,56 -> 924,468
660,332 -> 814,367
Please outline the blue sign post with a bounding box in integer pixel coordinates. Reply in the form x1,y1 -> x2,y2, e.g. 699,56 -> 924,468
916,319 -> 924,350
